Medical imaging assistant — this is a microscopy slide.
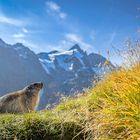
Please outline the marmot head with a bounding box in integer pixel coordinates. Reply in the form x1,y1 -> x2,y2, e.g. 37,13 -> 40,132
25,82 -> 43,96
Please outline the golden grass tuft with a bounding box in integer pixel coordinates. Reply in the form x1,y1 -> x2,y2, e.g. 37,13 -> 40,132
85,63 -> 140,139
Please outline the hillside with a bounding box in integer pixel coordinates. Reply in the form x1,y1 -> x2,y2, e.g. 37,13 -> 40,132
0,63 -> 139,140
0,38 -> 113,110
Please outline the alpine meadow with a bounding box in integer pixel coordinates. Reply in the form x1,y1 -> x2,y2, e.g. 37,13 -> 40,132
0,0 -> 140,140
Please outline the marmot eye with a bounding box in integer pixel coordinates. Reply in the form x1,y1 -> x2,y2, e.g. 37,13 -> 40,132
28,85 -> 34,90
34,83 -> 38,86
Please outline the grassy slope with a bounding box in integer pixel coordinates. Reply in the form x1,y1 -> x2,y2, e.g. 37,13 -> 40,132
0,64 -> 140,140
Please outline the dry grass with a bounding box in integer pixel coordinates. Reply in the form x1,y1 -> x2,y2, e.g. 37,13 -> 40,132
54,63 -> 140,140
86,64 -> 140,139
0,42 -> 140,139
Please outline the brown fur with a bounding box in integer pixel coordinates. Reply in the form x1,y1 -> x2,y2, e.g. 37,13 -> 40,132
0,82 -> 43,113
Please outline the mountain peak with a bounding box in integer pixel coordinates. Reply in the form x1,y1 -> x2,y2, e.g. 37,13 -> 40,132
14,43 -> 24,47
13,42 -> 31,52
69,44 -> 83,53
0,38 -> 7,47
0,38 -> 4,43
48,50 -> 59,55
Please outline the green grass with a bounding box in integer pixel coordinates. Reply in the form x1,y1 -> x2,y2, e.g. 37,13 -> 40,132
0,112 -> 85,140
0,63 -> 140,140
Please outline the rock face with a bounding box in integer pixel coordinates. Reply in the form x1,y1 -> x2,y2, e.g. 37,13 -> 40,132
0,39 -> 51,109
0,39 -> 114,109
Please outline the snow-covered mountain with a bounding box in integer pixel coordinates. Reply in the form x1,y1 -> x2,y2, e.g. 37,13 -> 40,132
0,39 -> 114,109
38,44 -> 113,77
38,45 -> 90,73
38,44 -> 114,105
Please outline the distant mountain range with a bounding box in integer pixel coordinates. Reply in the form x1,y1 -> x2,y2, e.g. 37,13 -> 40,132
0,39 -> 114,110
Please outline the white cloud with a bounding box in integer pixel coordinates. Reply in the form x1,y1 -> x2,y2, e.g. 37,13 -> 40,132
90,30 -> 96,41
46,1 -> 60,12
65,33 -> 81,43
46,1 -> 67,20
59,12 -> 67,19
12,28 -> 30,46
43,33 -> 96,53
0,14 -> 26,27
65,33 -> 93,52
13,28 -> 29,39
13,33 -> 25,38
22,28 -> 28,33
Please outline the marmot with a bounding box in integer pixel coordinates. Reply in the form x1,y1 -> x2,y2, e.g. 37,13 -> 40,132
0,82 -> 43,113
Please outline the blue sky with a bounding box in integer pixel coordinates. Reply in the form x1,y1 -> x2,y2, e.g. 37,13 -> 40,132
0,0 -> 140,64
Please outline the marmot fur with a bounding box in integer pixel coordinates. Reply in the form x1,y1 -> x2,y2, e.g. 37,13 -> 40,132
0,82 -> 43,113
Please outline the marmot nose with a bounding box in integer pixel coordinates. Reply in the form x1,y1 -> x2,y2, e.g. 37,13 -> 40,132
40,82 -> 43,88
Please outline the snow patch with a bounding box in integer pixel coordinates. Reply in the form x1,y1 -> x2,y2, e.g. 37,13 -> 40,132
39,58 -> 55,74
